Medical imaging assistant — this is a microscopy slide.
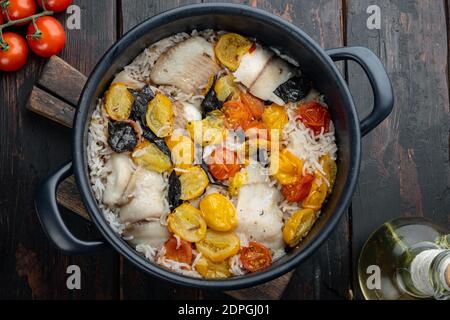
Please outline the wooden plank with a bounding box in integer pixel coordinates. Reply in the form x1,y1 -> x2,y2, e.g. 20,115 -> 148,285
346,0 -> 450,299
57,176 -> 89,220
26,86 -> 75,128
0,0 -> 119,299
247,0 -> 351,300
226,271 -> 294,300
120,0 -> 204,301
37,56 -> 86,106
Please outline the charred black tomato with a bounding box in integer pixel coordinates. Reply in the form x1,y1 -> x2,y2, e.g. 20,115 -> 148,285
140,126 -> 170,157
201,78 -> 222,117
130,86 -> 154,123
152,138 -> 171,158
130,86 -> 171,157
108,121 -> 138,153
168,171 -> 182,210
274,76 -> 312,103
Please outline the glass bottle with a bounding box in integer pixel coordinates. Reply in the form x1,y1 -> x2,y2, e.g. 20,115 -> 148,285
358,217 -> 450,300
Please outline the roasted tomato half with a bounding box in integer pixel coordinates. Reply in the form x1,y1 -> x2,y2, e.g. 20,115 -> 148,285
240,242 -> 272,272
164,237 -> 193,264
296,101 -> 331,135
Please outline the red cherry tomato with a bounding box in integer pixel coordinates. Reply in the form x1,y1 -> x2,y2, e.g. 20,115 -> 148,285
240,242 -> 272,272
296,101 -> 331,135
27,16 -> 66,58
207,147 -> 241,181
164,237 -> 193,264
37,0 -> 73,13
0,13 -> 4,24
240,92 -> 264,120
222,100 -> 253,130
0,32 -> 29,72
2,0 -> 36,26
281,174 -> 315,203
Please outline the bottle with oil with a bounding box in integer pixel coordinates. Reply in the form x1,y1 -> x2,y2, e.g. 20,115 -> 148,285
358,217 -> 450,300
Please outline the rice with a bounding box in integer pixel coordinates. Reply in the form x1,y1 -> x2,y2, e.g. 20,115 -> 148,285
230,254 -> 247,276
87,103 -> 125,234
284,101 -> 337,176
156,246 -> 202,278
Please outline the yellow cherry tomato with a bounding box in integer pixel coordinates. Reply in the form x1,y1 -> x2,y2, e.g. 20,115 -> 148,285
200,193 -> 237,232
262,104 -> 288,137
302,179 -> 328,210
186,110 -> 225,146
146,93 -> 174,138
195,257 -> 231,279
196,230 -> 240,262
270,149 -> 303,185
166,135 -> 195,173
179,166 -> 209,201
318,155 -> 337,194
214,74 -> 240,101
167,203 -> 207,242
283,208 -> 316,247
132,140 -> 172,173
203,74 -> 216,96
214,33 -> 253,71
228,170 -> 247,196
105,83 -> 134,121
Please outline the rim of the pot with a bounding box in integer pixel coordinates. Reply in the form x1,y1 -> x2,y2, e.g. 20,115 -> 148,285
73,3 -> 361,290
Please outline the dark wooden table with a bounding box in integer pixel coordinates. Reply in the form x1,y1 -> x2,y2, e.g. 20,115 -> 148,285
1,0 -> 449,300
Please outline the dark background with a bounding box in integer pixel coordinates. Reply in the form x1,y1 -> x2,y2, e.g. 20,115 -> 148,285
0,0 -> 449,300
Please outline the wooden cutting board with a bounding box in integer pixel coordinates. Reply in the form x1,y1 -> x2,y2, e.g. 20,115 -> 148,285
27,56 -> 294,300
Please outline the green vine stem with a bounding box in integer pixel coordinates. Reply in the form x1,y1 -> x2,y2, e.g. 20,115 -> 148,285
0,10 -> 53,31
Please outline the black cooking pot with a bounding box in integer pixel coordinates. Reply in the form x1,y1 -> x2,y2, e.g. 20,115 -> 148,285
35,3 -> 393,290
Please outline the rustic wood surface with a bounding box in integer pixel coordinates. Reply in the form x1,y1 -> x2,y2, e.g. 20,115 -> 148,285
0,0 -> 449,300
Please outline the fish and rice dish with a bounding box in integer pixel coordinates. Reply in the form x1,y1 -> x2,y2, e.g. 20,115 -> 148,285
87,30 -> 337,279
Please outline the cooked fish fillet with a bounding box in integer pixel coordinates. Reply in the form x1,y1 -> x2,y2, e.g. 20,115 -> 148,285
233,45 -> 273,88
124,220 -> 169,247
236,183 -> 284,251
233,45 -> 296,105
112,70 -> 146,90
250,57 -> 296,105
150,37 -> 220,95
103,154 -> 135,207
173,101 -> 201,131
120,168 -> 168,223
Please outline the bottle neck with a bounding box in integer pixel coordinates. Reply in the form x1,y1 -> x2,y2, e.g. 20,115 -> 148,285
429,250 -> 450,299
410,249 -> 450,299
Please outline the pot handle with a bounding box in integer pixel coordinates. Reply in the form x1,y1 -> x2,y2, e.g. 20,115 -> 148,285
35,162 -> 108,254
326,46 -> 394,136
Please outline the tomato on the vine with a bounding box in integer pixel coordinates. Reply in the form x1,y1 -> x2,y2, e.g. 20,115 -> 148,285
27,16 -> 66,58
207,147 -> 241,181
0,32 -> 29,71
296,101 -> 331,135
240,242 -> 272,272
37,0 -> 73,13
2,0 -> 37,26
164,237 -> 193,264
0,13 -> 4,25
281,174 -> 315,203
